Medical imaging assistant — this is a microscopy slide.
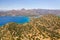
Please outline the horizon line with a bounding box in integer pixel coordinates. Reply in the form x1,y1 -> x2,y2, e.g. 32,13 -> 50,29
0,8 -> 60,11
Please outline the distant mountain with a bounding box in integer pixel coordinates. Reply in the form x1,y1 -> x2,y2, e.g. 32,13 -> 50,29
0,14 -> 60,40
0,9 -> 60,16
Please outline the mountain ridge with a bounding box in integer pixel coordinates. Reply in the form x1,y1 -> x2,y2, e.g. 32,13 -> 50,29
0,9 -> 60,16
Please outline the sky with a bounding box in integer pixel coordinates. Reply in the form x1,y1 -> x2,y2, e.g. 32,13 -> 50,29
0,0 -> 60,10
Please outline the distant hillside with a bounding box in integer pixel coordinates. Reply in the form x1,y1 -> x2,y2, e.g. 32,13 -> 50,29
0,9 -> 60,16
0,14 -> 60,40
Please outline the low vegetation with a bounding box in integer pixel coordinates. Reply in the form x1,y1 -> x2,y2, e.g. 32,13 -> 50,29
0,14 -> 60,40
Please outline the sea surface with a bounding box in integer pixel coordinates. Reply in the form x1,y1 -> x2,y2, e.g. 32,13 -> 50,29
0,16 -> 30,26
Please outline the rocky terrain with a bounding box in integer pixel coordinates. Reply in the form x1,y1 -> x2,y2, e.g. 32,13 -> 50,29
0,14 -> 60,40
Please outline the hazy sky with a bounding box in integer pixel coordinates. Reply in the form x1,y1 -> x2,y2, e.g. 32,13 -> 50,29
0,0 -> 60,10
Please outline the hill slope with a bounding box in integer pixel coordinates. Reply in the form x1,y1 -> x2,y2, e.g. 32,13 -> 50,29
0,14 -> 60,40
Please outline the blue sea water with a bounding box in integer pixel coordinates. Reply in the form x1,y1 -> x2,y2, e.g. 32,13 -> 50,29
0,16 -> 30,26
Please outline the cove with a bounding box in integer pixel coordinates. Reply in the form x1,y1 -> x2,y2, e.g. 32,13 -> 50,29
0,16 -> 30,26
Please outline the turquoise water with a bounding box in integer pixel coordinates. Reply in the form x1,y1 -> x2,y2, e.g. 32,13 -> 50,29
0,16 -> 30,26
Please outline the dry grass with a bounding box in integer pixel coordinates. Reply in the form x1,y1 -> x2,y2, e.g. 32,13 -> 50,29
0,14 -> 60,40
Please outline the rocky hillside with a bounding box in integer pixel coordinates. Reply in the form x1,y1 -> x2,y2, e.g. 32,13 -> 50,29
0,14 -> 60,40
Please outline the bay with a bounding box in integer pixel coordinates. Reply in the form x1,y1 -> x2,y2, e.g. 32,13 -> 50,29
0,16 -> 30,26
